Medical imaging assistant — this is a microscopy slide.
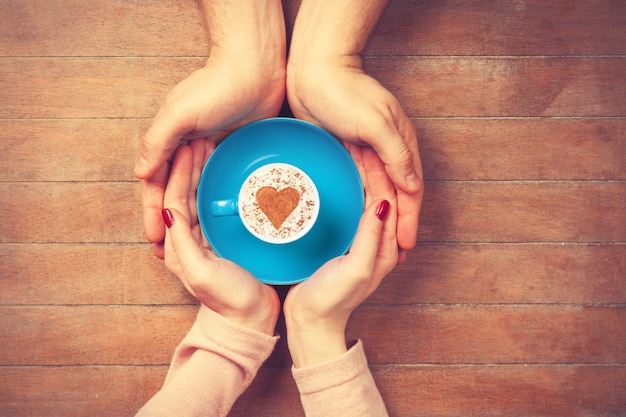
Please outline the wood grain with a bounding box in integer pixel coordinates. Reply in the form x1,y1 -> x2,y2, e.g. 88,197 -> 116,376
367,0 -> 626,56
373,243 -> 626,305
0,183 -> 144,243
1,57 -> 624,118
0,0 -> 207,57
3,0 -> 625,57
0,366 -> 166,417
417,118 -> 626,181
365,57 -> 626,117
418,182 -> 626,243
0,119 -> 149,182
0,244 -> 194,306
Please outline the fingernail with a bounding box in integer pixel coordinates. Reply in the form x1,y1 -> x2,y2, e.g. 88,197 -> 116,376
375,200 -> 390,221
162,208 -> 174,228
134,157 -> 148,176
406,172 -> 422,192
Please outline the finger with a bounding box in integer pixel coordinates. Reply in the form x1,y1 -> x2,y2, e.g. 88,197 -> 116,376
164,208 -> 213,287
363,115 -> 421,196
164,145 -> 194,222
135,129 -> 179,181
362,146 -> 396,202
134,103 -> 196,180
343,199 -> 393,278
162,207 -> 208,296
396,186 -> 422,251
359,148 -> 399,275
395,121 -> 424,251
188,139 -> 216,223
153,241 -> 165,260
343,141 -> 368,193
141,161 -> 171,244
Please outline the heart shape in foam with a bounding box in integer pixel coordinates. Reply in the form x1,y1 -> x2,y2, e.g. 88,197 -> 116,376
256,186 -> 300,229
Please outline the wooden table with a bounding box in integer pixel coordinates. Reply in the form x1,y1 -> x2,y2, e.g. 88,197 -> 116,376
1,1 -> 624,415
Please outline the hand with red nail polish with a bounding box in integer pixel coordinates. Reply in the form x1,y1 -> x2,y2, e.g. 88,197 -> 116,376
284,146 -> 398,368
161,143 -> 280,336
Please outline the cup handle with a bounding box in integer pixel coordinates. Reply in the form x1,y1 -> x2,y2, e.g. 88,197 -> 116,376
211,199 -> 238,216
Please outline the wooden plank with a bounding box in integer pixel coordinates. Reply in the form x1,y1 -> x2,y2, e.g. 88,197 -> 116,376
0,119 -> 149,182
365,57 -> 626,117
350,305 -> 626,365
373,365 -> 626,417
1,118 -> 623,182
418,118 -> 626,181
0,366 -> 166,417
2,182 -> 623,244
2,0 -> 625,57
0,182 -> 144,244
0,0 -> 207,57
368,0 -> 626,56
1,305 -> 623,366
0,244 -> 194,306
374,243 -> 626,305
1,57 -> 624,118
0,58 -> 203,119
0,306 -> 196,366
1,365 -> 625,417
1,244 -> 623,306
418,182 -> 626,243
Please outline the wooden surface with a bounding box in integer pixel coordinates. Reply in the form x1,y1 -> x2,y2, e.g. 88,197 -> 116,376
1,0 -> 625,416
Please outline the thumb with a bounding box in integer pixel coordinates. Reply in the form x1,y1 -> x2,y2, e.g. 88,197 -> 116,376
135,122 -> 183,180
343,199 -> 390,272
162,208 -> 210,275
372,137 -> 421,196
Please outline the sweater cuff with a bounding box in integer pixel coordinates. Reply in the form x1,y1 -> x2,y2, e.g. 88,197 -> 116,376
195,305 -> 279,363
291,339 -> 368,394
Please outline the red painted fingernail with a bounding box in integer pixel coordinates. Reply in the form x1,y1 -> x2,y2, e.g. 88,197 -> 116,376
162,208 -> 174,228
375,200 -> 390,221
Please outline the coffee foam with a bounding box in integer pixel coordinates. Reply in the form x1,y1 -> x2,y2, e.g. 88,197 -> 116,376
239,164 -> 318,243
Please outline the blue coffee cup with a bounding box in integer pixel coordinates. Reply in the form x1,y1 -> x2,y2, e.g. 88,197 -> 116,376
197,118 -> 364,285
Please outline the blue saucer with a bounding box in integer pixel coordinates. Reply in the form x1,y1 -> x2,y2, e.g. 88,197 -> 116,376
197,118 -> 364,285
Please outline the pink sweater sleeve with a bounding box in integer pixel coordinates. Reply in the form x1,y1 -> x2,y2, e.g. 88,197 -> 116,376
291,340 -> 388,417
135,305 -> 278,417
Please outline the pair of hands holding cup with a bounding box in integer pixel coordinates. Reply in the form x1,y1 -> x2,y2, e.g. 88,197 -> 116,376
161,139 -> 400,367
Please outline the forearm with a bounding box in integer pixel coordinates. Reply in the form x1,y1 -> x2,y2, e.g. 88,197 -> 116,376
199,0 -> 286,72
290,0 -> 388,63
287,323 -> 348,369
135,306 -> 278,417
292,340 -> 389,417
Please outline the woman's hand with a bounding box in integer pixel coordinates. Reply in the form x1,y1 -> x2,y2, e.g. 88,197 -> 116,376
161,142 -> 280,336
284,146 -> 398,367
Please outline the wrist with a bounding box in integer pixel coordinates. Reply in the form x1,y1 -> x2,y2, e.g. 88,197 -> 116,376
285,312 -> 350,367
200,0 -> 286,70
289,0 -> 387,66
217,286 -> 281,337
287,325 -> 348,368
